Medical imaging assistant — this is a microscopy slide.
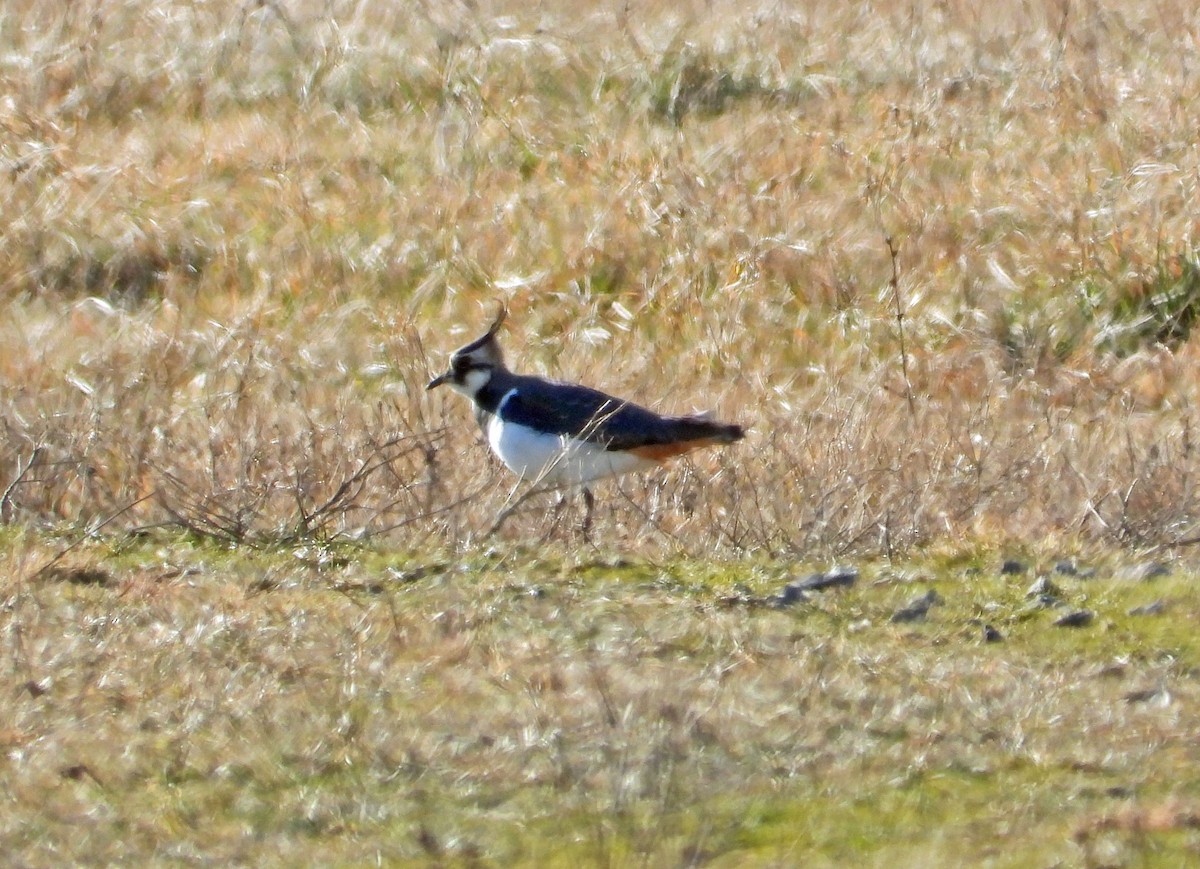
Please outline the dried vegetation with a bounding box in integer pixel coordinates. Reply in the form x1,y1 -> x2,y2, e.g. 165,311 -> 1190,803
2,0 -> 1200,863
1,0 -> 1199,553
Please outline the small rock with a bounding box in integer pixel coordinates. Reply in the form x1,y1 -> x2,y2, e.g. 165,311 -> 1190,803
890,590 -> 941,623
1054,609 -> 1095,628
1143,562 -> 1170,579
824,564 -> 861,587
1052,560 -> 1096,579
23,679 -> 51,698
983,624 -> 1003,643
42,566 -> 113,587
788,566 -> 859,594
1128,600 -> 1166,616
890,604 -> 927,623
1118,562 -> 1170,582
1000,559 -> 1026,575
1123,687 -> 1170,706
717,593 -> 757,608
1026,576 -> 1060,598
1028,593 -> 1064,609
769,587 -> 807,608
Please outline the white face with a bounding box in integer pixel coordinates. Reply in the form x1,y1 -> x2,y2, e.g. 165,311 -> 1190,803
450,365 -> 493,398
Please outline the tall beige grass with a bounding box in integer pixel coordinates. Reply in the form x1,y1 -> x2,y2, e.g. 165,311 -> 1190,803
1,0 -> 1199,555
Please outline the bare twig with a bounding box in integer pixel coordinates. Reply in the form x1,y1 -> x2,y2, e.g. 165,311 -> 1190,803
30,492 -> 157,581
885,234 -> 917,417
1,448 -> 44,523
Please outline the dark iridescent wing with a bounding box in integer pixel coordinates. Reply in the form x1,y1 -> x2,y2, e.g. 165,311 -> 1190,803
501,377 -> 740,451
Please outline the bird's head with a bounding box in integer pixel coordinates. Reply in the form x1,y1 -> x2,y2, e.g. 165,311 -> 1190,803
426,303 -> 507,397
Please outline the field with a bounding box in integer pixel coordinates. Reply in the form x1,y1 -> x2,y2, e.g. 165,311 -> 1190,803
2,0 -> 1200,864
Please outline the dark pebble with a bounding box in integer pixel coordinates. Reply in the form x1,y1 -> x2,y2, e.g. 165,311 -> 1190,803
1123,687 -> 1166,704
824,564 -> 861,586
773,585 -> 808,607
890,590 -> 941,623
983,624 -> 1003,643
788,566 -> 859,594
1128,600 -> 1166,616
1026,576 -> 1060,598
1000,559 -> 1026,575
1054,609 -> 1095,628
1119,562 -> 1170,582
1029,593 -> 1064,609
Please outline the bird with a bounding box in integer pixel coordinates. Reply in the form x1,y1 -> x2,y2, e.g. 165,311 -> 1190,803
426,305 -> 745,533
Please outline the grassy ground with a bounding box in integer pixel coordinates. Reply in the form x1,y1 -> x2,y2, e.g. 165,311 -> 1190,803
3,0 -> 1200,864
4,532 -> 1200,865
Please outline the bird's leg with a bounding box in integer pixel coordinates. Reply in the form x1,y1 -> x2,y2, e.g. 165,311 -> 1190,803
551,490 -> 571,526
580,487 -> 595,540
531,491 -> 571,544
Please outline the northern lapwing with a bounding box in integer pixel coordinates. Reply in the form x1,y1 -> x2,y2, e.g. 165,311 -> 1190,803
426,305 -> 745,533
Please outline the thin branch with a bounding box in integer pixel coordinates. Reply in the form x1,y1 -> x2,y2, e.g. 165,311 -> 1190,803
1,447 -> 44,523
885,234 -> 917,417
30,492 -> 158,581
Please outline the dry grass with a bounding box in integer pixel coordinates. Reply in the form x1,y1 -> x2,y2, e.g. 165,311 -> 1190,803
3,0 -> 1200,862
0,0 -> 1199,553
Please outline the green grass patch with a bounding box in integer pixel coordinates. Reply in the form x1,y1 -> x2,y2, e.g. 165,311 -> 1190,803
3,534 -> 1200,863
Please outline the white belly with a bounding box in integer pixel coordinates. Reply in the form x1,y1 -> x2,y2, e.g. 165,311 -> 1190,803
487,416 -> 656,485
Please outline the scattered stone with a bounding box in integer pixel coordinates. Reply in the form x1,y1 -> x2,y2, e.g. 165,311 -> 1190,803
718,592 -> 759,608
387,563 -> 449,584
771,565 -> 859,608
1026,576 -> 1060,598
1054,609 -> 1095,628
1000,559 -> 1026,575
824,564 -> 861,587
788,566 -> 859,594
769,585 -> 808,608
890,605 -> 926,624
982,624 -> 1003,643
890,590 -> 941,623
1123,687 -> 1170,705
1052,559 -> 1097,579
41,566 -> 113,586
1128,600 -> 1167,616
23,679 -> 50,698
1118,562 -> 1171,582
1027,593 -> 1065,610
1144,562 -> 1171,579
331,578 -> 386,594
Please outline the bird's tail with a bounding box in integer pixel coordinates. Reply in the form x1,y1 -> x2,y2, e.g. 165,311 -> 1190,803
672,414 -> 745,444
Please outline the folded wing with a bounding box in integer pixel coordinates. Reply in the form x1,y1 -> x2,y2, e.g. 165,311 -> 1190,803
501,377 -> 744,454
